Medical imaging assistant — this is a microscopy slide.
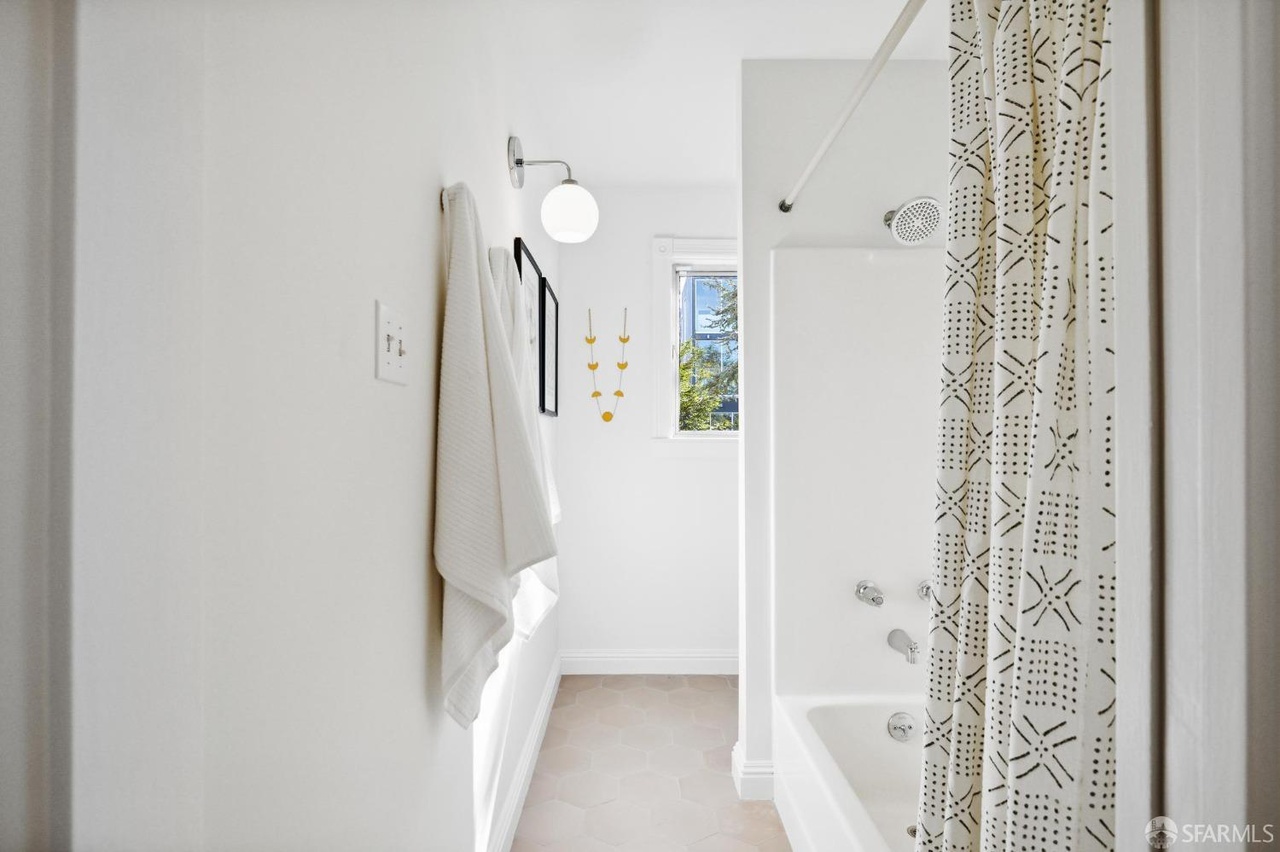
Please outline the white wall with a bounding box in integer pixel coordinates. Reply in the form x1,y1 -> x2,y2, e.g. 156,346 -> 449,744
73,6 -> 207,843
738,59 -> 946,794
70,1 -> 560,848
0,2 -> 59,848
1110,0 -> 1163,833
772,248 -> 939,697
555,184 -> 739,671
1158,0 -> 1280,831
1247,4 -> 1280,825
502,0 -> 946,187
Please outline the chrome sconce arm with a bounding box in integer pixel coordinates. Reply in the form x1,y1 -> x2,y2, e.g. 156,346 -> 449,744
508,137 -> 576,187
507,136 -> 598,244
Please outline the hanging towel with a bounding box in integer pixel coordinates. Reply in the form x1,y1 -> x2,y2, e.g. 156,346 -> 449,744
494,246 -> 560,523
436,183 -> 557,727
490,249 -> 561,515
489,247 -> 561,636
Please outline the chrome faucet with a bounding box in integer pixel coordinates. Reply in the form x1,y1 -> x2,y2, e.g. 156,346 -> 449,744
888,629 -> 919,664
856,581 -> 885,607
887,711 -> 916,742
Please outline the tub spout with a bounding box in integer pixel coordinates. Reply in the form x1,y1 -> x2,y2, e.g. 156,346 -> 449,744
888,629 -> 919,664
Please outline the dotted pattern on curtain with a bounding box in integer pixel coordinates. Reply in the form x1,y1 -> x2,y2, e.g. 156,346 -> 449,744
916,0 -> 1115,849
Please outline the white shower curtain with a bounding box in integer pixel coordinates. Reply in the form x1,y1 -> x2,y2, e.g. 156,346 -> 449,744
916,1 -> 1115,850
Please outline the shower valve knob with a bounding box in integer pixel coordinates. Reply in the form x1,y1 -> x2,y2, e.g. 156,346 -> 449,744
856,581 -> 885,607
887,712 -> 916,742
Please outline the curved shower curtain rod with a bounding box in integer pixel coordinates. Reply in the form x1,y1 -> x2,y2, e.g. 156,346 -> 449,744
778,0 -> 929,213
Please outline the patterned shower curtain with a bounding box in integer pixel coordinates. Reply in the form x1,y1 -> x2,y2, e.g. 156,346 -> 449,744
916,1 -> 1114,850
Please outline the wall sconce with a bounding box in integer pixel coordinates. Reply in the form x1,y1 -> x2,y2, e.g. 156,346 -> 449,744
508,136 -> 599,244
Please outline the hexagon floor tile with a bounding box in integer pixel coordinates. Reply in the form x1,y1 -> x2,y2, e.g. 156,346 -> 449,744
514,676 -> 791,850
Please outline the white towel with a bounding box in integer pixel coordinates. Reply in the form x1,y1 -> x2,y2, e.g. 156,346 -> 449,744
489,247 -> 562,636
436,184 -> 557,727
489,248 -> 561,522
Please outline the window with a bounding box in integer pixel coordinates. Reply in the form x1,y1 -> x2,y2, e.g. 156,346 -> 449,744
650,237 -> 739,439
677,271 -> 738,431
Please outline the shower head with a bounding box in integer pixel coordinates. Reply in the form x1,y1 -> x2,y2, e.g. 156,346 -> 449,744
883,196 -> 941,245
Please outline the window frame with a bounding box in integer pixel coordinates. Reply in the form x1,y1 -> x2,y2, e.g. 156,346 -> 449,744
651,237 -> 739,441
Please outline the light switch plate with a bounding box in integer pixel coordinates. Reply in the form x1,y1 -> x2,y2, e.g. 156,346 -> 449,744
375,300 -> 407,385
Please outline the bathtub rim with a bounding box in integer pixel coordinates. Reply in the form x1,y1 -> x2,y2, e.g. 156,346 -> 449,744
774,693 -> 922,852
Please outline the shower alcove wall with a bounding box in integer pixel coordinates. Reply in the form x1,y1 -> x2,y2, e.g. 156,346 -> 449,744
738,58 -> 947,847
769,248 -> 939,852
771,247 -> 940,699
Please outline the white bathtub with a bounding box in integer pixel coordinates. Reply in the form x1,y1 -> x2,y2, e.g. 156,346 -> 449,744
773,696 -> 923,852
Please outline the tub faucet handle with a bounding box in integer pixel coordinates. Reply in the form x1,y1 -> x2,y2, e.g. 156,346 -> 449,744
888,628 -> 920,664
856,581 -> 885,607
887,711 -> 916,742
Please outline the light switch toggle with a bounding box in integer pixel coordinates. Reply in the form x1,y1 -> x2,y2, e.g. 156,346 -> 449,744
376,300 -> 408,385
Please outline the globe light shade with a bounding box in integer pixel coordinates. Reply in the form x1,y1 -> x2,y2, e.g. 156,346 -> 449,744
540,181 -> 599,244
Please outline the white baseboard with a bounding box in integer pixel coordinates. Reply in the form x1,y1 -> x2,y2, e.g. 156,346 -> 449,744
559,649 -> 738,675
489,655 -> 561,852
731,741 -> 774,800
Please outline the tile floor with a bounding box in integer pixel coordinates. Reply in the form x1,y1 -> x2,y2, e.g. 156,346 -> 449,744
513,674 -> 791,852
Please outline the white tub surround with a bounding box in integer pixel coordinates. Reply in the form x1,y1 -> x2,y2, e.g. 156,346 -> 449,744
766,246 -> 940,826
774,696 -> 923,852
772,247 -> 943,698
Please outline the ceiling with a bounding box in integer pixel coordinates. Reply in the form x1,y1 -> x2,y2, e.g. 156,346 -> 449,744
506,0 -> 948,186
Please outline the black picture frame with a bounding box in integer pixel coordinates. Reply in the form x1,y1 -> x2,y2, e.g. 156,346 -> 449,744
514,238 -> 558,416
538,278 -> 559,416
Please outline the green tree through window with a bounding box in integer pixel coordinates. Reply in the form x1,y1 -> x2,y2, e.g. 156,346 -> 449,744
678,274 -> 737,431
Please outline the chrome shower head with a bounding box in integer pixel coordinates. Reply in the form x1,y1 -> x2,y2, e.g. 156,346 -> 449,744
883,196 -> 941,245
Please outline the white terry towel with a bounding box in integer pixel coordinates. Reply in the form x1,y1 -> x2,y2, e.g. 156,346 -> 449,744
436,184 -> 557,727
489,247 -> 562,524
489,247 -> 561,635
